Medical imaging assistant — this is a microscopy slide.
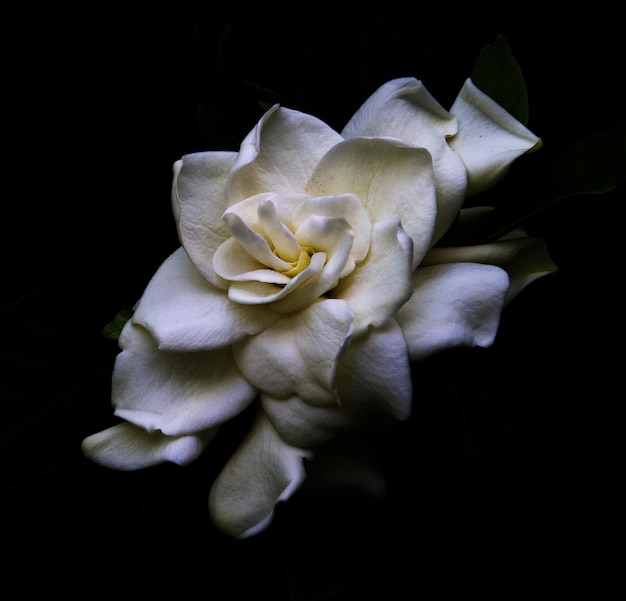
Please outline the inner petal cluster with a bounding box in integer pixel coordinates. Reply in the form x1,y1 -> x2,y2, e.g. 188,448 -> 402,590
212,192 -> 371,312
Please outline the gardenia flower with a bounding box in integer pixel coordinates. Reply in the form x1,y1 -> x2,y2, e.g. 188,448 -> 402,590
82,76 -> 556,538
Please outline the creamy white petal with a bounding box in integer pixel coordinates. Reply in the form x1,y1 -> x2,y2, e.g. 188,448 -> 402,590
132,247 -> 279,351
421,234 -> 558,304
227,252 -> 326,305
111,322 -> 257,436
172,151 -> 238,289
263,319 -> 412,447
212,237 -> 292,284
449,78 -> 542,197
227,105 -> 344,204
396,263 -> 509,360
257,197 -> 302,260
233,299 -> 354,406
222,211 -> 294,271
268,215 -> 353,313
332,219 -> 413,336
341,77 -> 468,242
305,137 -> 437,269
292,193 -> 371,271
208,409 -> 312,539
82,422 -> 217,470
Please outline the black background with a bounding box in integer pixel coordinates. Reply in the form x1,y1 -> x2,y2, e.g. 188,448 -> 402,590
2,3 -> 624,598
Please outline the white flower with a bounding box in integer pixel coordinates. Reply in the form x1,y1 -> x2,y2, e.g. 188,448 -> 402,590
82,76 -> 556,538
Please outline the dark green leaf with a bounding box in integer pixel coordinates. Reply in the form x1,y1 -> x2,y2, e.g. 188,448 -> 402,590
101,308 -> 133,341
468,120 -> 626,243
471,34 -> 529,125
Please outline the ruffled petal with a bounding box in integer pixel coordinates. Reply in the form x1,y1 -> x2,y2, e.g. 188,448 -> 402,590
396,263 -> 509,361
233,298 -> 354,406
449,78 -> 542,197
341,77 -> 468,242
306,136 -> 437,268
172,151 -> 238,289
81,422 -> 216,470
132,247 -> 280,351
208,409 -> 312,539
227,105 -> 344,204
111,322 -> 257,436
263,319 -> 412,447
332,218 -> 413,336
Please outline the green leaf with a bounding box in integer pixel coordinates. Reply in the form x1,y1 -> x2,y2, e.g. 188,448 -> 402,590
471,34 -> 529,125
101,308 -> 133,341
468,120 -> 626,243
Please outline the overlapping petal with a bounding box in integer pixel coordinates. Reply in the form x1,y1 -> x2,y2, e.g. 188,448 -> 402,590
172,151 -> 238,289
449,78 -> 542,196
208,409 -> 312,539
233,299 -> 354,406
227,105 -> 344,204
81,422 -> 217,470
305,136 -> 437,268
111,322 -> 257,436
262,319 -> 412,448
132,247 -> 280,351
332,218 -> 413,336
340,77 -> 468,242
422,231 -> 558,304
396,262 -> 509,360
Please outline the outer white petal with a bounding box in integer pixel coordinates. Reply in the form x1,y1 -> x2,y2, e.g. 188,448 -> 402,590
396,262 -> 509,361
449,78 -> 542,197
422,234 -> 558,304
233,299 -> 354,406
263,319 -> 412,447
111,322 -> 257,436
341,77 -> 468,242
172,151 -> 238,289
305,136 -> 437,268
332,218 -> 413,336
227,105 -> 344,204
208,409 -> 312,539
132,247 -> 279,351
81,422 -> 216,470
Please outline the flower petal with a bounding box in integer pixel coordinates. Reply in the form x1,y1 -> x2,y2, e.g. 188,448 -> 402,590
172,151 -> 238,289
422,231 -> 558,304
132,247 -> 280,351
233,298 -> 354,406
306,136 -> 437,268
449,78 -> 542,197
263,319 -> 412,447
341,77 -> 468,243
332,218 -> 413,336
227,105 -> 344,204
396,262 -> 509,360
81,422 -> 216,470
208,409 -> 312,539
111,322 -> 257,436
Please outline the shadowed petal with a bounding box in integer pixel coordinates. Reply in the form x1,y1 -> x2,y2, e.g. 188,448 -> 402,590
449,78 -> 542,196
422,231 -> 558,304
396,262 -> 509,360
233,299 -> 354,406
332,218 -> 413,336
263,319 -> 412,447
132,247 -> 279,351
227,105 -> 344,204
111,322 -> 257,436
341,77 -> 467,242
172,151 -> 238,289
208,409 -> 312,539
81,422 -> 217,470
306,136 -> 437,268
